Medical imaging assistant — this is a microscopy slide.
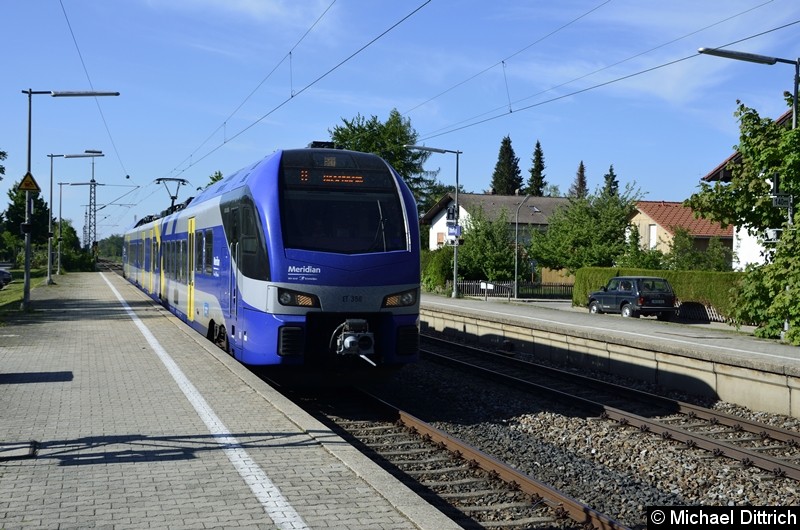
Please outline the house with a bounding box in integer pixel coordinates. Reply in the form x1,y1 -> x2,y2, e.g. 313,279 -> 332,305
701,109 -> 793,268
631,201 -> 733,254
420,192 -> 570,251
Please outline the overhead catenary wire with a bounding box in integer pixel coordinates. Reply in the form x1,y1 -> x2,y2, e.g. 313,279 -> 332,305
167,0 -> 433,181
104,1 -> 431,234
59,0 -> 128,179
416,11 -> 797,143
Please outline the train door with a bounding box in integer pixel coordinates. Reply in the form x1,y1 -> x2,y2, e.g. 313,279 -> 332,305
146,230 -> 152,293
187,217 -> 195,322
150,236 -> 158,295
226,207 -> 239,321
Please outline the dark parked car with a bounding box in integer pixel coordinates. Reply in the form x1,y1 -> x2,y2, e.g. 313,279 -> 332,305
0,268 -> 11,288
587,276 -> 677,320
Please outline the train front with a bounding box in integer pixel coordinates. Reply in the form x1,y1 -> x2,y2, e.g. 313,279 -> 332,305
252,147 -> 420,369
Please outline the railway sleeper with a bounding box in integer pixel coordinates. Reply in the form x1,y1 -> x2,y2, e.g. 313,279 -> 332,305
425,477 -> 493,487
480,516 -> 559,527
460,501 -> 543,512
438,489 -> 512,499
403,465 -> 475,476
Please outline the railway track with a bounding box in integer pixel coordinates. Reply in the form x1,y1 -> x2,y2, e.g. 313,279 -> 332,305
421,334 -> 800,481
290,386 -> 629,530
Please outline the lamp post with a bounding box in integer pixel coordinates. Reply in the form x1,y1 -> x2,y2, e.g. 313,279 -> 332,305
406,144 -> 462,298
65,150 -> 105,255
514,194 -> 531,299
20,89 -> 119,311
697,47 -> 798,129
698,47 -> 798,340
57,181 -> 68,275
46,154 -> 64,285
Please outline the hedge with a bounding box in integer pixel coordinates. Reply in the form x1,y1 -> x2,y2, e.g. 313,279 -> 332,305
574,267 -> 744,320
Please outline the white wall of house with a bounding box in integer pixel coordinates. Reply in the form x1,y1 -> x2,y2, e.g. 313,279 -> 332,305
734,227 -> 766,269
428,203 -> 469,251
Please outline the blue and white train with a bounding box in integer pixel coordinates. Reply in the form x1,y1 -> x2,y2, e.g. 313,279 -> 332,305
123,145 -> 420,368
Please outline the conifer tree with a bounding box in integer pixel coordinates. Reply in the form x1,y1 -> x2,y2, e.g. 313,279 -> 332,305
602,164 -> 619,197
526,140 -> 546,196
568,161 -> 588,198
490,135 -> 523,195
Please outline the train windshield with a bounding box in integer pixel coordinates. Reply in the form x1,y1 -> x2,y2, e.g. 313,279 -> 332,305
279,150 -> 408,254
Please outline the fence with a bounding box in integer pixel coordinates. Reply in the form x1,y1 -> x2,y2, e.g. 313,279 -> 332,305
450,280 -> 573,300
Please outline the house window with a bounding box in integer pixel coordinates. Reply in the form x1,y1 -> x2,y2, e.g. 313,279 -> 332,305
648,224 -> 657,249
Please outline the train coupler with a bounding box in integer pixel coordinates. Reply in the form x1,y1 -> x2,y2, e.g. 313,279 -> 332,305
332,319 -> 376,366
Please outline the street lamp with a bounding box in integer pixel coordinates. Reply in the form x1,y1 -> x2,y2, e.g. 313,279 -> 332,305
406,144 -> 463,298
65,150 -> 105,255
57,181 -> 68,275
20,89 -> 119,311
514,194 -> 531,299
46,154 -> 65,285
698,47 -> 799,340
697,48 -> 798,129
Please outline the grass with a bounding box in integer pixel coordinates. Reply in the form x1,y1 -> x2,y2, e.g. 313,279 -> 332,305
0,268 -> 46,316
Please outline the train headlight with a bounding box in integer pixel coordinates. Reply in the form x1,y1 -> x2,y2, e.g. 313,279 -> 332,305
278,288 -> 320,308
382,288 -> 418,308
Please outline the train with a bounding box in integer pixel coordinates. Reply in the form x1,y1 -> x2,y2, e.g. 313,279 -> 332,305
122,145 -> 421,369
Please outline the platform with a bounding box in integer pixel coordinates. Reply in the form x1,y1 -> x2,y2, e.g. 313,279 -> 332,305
421,293 -> 800,418
0,272 -> 459,529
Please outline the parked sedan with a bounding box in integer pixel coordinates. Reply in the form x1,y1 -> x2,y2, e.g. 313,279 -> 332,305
588,275 -> 677,320
0,268 -> 12,288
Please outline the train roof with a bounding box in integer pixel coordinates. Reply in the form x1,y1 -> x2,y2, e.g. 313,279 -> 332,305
128,147 -> 391,230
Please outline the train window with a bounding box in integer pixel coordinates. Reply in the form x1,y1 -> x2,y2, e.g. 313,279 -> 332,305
180,239 -> 187,284
279,150 -> 408,254
205,230 -> 213,275
195,230 -> 204,273
239,199 -> 269,280
171,241 -> 176,279
281,190 -> 406,254
220,195 -> 268,281
167,241 -> 172,279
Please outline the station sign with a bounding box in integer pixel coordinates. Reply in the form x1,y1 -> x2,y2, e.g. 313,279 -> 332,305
772,194 -> 791,208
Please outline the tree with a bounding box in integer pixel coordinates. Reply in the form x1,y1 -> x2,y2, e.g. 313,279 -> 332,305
528,183 -> 641,273
58,219 -> 94,271
664,228 -> 732,272
686,100 -> 800,342
330,108 -> 438,207
526,140 -> 546,196
203,170 -> 223,189
458,207 -> 518,280
490,136 -> 523,195
97,234 -> 124,259
615,225 -> 665,269
685,101 -> 796,240
3,180 -> 52,246
568,161 -> 588,198
601,164 -> 619,197
543,183 -> 561,197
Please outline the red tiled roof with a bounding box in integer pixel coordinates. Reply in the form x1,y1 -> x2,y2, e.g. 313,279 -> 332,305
635,201 -> 733,238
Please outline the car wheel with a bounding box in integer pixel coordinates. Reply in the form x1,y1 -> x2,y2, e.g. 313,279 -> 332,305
621,304 -> 638,318
589,301 -> 602,314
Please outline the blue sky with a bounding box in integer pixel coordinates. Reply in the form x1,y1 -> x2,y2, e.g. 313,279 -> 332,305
2,0 -> 799,243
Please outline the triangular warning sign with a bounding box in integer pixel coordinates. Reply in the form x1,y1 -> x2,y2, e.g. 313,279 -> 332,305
18,172 -> 41,193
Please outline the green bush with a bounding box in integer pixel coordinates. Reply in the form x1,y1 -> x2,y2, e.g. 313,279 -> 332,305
421,247 -> 452,293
